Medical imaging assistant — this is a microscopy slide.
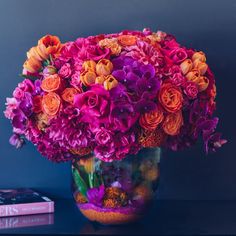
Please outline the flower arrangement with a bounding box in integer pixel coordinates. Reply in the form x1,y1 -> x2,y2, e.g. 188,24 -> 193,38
4,28 -> 226,163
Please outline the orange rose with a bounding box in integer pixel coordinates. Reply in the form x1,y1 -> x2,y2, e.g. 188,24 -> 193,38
193,60 -> 208,75
138,128 -> 166,148
180,59 -> 193,75
38,35 -> 62,58
192,51 -> 206,62
80,71 -> 96,86
162,111 -> 183,136
23,56 -> 42,73
61,88 -> 79,104
198,76 -> 209,92
32,95 -> 42,113
99,38 -> 122,55
42,92 -> 61,116
158,83 -> 183,113
96,59 -> 113,76
118,35 -> 137,46
139,107 -> 164,131
103,75 -> 118,90
41,74 -> 61,92
82,60 -> 96,72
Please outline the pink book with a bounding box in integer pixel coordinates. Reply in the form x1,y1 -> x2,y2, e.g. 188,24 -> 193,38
0,188 -> 54,217
0,213 -> 54,229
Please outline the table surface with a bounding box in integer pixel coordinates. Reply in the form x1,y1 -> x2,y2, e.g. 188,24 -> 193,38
0,199 -> 236,235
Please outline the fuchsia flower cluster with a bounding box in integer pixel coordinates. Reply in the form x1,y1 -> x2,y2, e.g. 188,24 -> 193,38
4,29 -> 226,162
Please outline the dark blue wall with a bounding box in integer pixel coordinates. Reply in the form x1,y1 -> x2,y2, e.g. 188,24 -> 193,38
0,0 -> 235,199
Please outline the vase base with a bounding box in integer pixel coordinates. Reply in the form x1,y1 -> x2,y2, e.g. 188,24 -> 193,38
79,208 -> 142,225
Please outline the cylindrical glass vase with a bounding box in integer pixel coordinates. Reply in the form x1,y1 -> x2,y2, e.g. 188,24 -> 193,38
72,148 -> 161,225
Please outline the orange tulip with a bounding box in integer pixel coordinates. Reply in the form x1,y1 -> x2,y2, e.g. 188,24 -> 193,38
186,69 -> 200,83
198,76 -> 209,92
193,60 -> 208,75
96,59 -> 113,76
82,60 -> 96,72
103,75 -> 118,90
192,51 -> 206,62
95,75 -> 106,85
38,35 -> 62,58
180,59 -> 193,75
80,71 -> 96,86
23,56 -> 42,73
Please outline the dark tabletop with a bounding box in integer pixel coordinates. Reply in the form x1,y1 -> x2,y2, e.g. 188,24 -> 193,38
0,198 -> 236,235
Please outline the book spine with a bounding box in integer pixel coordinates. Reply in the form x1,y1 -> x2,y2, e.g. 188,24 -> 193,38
0,201 -> 54,217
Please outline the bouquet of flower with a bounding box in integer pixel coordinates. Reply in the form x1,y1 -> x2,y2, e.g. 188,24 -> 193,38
4,28 -> 226,162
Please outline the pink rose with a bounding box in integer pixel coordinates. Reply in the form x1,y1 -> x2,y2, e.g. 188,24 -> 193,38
74,85 -> 110,124
13,87 -> 24,99
95,127 -> 113,145
170,73 -> 186,87
18,79 -> 35,93
184,81 -> 198,99
70,72 -> 82,89
169,48 -> 188,64
58,63 -> 72,78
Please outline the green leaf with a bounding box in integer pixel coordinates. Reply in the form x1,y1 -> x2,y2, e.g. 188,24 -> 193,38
72,168 -> 88,198
19,74 -> 39,81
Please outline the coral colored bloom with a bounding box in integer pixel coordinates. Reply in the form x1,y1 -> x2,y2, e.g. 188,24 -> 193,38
198,76 -> 209,92
99,38 -> 121,55
192,51 -> 206,62
41,74 -> 61,92
139,107 -> 164,131
118,35 -> 137,46
61,88 -> 79,104
193,60 -> 208,75
180,59 -> 193,75
158,83 -> 183,113
42,92 -> 61,116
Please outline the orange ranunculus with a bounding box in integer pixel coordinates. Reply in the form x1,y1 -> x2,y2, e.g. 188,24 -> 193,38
80,71 -> 96,86
99,38 -> 122,55
139,107 -> 164,131
82,60 -> 96,72
192,51 -> 206,62
32,95 -> 42,113
38,35 -> 62,58
95,75 -> 106,85
42,92 -> 61,116
162,111 -> 183,136
96,59 -> 113,76
118,35 -> 137,46
103,75 -> 118,90
41,74 -> 61,92
193,60 -> 208,75
158,83 -> 183,113
198,76 -> 209,92
61,87 -> 79,104
186,69 -> 200,83
23,56 -> 42,73
180,59 -> 193,75
138,128 -> 166,148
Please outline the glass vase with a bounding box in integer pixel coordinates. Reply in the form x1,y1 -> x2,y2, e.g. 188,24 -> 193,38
71,148 -> 161,225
